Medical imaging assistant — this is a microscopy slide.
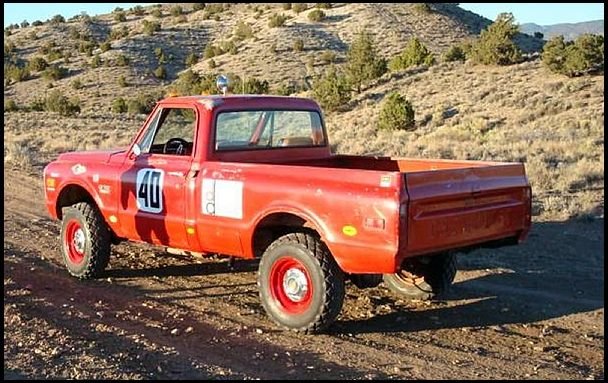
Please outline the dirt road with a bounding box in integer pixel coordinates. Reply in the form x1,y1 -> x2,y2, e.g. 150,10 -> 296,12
4,166 -> 604,380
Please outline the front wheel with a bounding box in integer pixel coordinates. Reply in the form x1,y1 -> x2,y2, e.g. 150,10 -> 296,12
60,202 -> 111,279
257,232 -> 345,333
383,252 -> 457,301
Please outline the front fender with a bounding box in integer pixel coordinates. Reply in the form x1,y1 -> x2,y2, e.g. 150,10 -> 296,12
45,161 -> 107,220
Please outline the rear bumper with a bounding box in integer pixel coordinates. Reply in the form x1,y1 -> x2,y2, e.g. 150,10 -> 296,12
445,232 -> 526,256
415,231 -> 523,257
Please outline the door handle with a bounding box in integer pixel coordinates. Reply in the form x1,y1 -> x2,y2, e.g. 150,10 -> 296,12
187,170 -> 199,179
167,171 -> 184,177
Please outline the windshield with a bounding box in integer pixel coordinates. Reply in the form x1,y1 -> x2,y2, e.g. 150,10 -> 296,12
215,110 -> 326,151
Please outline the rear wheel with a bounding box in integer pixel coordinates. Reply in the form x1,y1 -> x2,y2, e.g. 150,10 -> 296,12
60,202 -> 111,279
383,252 -> 457,301
258,232 -> 345,333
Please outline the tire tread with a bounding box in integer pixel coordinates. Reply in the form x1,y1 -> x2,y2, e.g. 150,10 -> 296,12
62,202 -> 111,279
258,232 -> 345,333
383,252 -> 457,301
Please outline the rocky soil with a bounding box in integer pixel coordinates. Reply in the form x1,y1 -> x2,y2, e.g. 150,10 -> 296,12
3,166 -> 604,380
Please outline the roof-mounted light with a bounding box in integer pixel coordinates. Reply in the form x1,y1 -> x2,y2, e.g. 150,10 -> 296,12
216,75 -> 229,96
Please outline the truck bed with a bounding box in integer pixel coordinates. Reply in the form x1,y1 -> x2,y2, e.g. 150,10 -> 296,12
293,154 -> 531,256
215,153 -> 531,270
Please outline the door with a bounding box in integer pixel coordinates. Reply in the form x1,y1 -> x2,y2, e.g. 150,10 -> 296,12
118,106 -> 198,249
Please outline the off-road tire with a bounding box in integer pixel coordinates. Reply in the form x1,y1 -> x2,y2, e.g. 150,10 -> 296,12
60,202 -> 111,279
258,232 -> 345,333
383,252 -> 457,301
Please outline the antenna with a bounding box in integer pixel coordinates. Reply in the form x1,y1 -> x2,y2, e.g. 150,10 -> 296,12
216,75 -> 229,96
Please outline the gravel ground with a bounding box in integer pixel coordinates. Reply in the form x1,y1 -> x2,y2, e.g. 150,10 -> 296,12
4,167 -> 604,380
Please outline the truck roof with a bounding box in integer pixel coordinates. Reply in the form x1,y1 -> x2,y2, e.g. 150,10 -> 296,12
158,94 -> 322,111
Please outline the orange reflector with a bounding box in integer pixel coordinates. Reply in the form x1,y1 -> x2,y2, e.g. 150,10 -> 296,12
46,178 -> 56,188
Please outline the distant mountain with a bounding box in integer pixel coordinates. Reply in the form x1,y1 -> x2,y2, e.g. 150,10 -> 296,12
520,19 -> 604,41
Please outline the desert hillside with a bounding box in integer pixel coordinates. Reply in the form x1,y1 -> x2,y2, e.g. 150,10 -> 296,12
4,3 -> 603,221
3,3 -> 544,111
326,59 -> 604,221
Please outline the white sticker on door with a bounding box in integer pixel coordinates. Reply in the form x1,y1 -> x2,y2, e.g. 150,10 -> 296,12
202,178 -> 243,219
136,168 -> 164,213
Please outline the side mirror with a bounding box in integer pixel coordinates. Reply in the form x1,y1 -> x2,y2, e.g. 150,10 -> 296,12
131,143 -> 141,158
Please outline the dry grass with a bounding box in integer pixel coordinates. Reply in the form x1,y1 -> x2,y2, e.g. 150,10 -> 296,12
3,141 -> 35,169
3,112 -> 142,156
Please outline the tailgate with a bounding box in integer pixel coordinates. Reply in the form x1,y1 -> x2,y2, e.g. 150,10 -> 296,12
404,164 -> 531,255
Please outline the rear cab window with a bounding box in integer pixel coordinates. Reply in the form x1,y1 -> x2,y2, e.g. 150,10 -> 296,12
214,110 -> 326,151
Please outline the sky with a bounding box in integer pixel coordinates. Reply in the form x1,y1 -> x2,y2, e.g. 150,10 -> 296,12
458,3 -> 604,25
3,3 -> 154,27
3,3 -> 605,28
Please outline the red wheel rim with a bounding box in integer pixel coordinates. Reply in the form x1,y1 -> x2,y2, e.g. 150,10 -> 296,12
269,256 -> 313,314
64,219 -> 85,264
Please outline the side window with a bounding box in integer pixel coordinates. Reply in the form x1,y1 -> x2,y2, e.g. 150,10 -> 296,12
138,110 -> 161,153
141,107 -> 196,156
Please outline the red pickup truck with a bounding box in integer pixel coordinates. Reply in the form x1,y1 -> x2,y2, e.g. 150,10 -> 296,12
43,94 -> 531,332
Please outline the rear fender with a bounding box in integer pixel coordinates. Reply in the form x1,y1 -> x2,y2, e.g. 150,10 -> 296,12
250,204 -> 351,268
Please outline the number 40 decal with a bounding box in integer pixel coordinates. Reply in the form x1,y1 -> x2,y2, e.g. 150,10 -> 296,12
136,168 -> 164,213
